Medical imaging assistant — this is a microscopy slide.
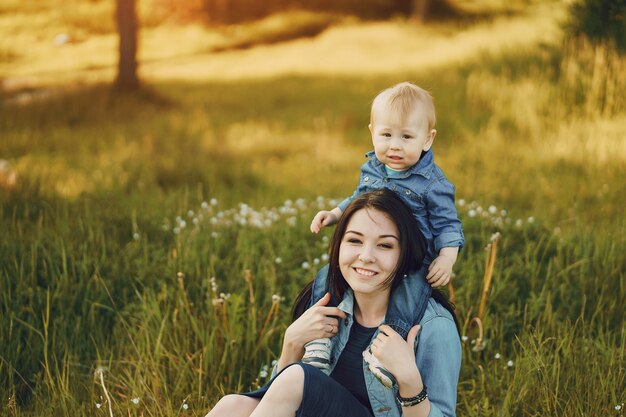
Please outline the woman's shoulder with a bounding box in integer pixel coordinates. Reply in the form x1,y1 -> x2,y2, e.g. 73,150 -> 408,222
420,296 -> 456,328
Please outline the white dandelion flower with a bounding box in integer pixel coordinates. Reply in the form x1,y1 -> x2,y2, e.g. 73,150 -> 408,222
275,257 -> 282,264
210,198 -> 218,206
494,353 -> 501,359
131,397 -> 140,405
457,199 -> 465,207
133,232 -> 140,241
527,216 -> 535,223
96,403 -> 102,409
507,360 -> 514,367
461,335 -> 468,342
488,205 -> 497,214
468,209 -> 477,218
302,262 -> 310,270
182,403 -> 189,410
321,253 -> 329,261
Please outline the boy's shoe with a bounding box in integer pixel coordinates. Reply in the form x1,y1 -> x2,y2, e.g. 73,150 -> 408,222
362,347 -> 395,389
302,337 -> 332,370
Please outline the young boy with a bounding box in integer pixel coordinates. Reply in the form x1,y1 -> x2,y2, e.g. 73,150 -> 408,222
303,82 -> 464,387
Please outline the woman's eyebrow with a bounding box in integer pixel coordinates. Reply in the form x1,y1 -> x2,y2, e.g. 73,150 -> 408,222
345,230 -> 399,240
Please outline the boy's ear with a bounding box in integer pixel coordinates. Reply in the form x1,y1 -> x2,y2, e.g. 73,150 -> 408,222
368,123 -> 373,134
423,129 -> 436,151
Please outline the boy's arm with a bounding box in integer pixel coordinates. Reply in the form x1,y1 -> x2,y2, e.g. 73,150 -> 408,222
427,178 -> 464,253
426,178 -> 464,287
310,207 -> 343,233
427,246 -> 458,287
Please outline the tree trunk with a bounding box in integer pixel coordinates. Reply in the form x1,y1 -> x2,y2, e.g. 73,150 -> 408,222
115,0 -> 139,90
411,0 -> 431,22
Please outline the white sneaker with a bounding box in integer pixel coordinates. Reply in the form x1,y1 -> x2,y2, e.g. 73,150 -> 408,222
302,338 -> 331,369
362,347 -> 395,389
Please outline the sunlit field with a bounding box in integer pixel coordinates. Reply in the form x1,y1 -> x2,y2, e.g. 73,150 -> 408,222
1,1 -> 625,416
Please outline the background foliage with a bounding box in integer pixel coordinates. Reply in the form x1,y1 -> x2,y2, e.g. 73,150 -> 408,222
1,0 -> 625,416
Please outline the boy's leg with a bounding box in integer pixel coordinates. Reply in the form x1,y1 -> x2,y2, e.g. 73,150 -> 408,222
302,264 -> 334,369
364,266 -> 432,388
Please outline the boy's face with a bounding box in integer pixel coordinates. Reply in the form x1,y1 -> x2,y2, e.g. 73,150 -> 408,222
370,106 -> 436,171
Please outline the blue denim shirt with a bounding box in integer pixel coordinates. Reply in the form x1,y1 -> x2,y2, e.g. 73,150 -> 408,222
338,150 -> 464,264
324,289 -> 461,417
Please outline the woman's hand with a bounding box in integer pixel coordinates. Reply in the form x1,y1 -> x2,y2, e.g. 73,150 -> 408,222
370,324 -> 424,396
277,292 -> 347,371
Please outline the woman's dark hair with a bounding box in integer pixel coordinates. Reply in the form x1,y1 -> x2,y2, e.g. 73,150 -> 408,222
292,189 -> 457,329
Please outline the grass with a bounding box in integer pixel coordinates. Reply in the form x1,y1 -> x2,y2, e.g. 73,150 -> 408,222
1,1 -> 625,416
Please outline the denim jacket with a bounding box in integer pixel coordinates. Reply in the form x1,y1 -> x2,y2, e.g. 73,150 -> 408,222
338,150 -> 464,264
320,289 -> 461,417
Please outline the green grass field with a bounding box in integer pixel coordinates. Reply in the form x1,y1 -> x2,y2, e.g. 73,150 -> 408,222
1,1 -> 625,416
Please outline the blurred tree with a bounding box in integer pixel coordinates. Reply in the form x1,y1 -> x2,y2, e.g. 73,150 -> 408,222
568,0 -> 626,50
115,0 -> 140,90
411,0 -> 431,21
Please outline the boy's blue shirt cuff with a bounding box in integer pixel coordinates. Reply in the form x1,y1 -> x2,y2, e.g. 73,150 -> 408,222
434,231 -> 465,253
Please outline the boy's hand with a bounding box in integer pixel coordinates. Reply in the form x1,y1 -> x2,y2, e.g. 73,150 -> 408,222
427,254 -> 455,287
310,209 -> 340,233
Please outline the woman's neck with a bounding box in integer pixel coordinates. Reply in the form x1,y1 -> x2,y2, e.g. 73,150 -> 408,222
353,290 -> 389,328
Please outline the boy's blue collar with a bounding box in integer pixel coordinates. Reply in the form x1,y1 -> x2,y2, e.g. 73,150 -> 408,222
365,149 -> 434,179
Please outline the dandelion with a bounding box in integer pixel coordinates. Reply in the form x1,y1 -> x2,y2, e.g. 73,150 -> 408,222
275,257 -> 282,264
527,216 -> 535,223
187,210 -> 195,218
271,359 -> 278,366
272,294 -> 283,303
192,218 -> 199,225
468,209 -> 477,218
515,219 -> 523,228
494,353 -> 501,359
322,236 -> 329,243
500,209 -> 507,216
302,261 -> 310,270
211,232 -> 219,239
210,198 -> 218,206
173,227 -> 180,234
321,253 -> 329,262
133,232 -> 140,241
615,404 -> 622,411
201,201 -> 209,210
461,335 -> 468,342
286,217 -> 297,226
507,360 -> 514,367
313,258 -> 320,265
183,403 -> 189,410
96,403 -> 102,409
457,199 -> 466,207
179,220 -> 187,229
131,397 -> 140,405
488,205 -> 497,214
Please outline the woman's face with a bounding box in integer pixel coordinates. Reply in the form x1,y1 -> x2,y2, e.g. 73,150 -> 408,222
338,207 -> 401,297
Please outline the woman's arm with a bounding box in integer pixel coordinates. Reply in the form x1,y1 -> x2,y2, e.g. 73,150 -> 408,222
412,312 -> 461,417
372,310 -> 461,416
275,292 -> 347,374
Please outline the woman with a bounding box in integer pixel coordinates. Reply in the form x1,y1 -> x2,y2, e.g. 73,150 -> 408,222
207,189 -> 461,417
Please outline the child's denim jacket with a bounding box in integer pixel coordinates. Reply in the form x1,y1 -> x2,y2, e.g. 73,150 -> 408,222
338,150 -> 464,264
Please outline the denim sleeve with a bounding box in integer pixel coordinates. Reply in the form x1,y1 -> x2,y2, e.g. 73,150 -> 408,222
426,179 -> 464,252
415,312 -> 462,417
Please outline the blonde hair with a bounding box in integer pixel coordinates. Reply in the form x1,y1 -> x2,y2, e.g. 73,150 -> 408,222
370,82 -> 436,130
